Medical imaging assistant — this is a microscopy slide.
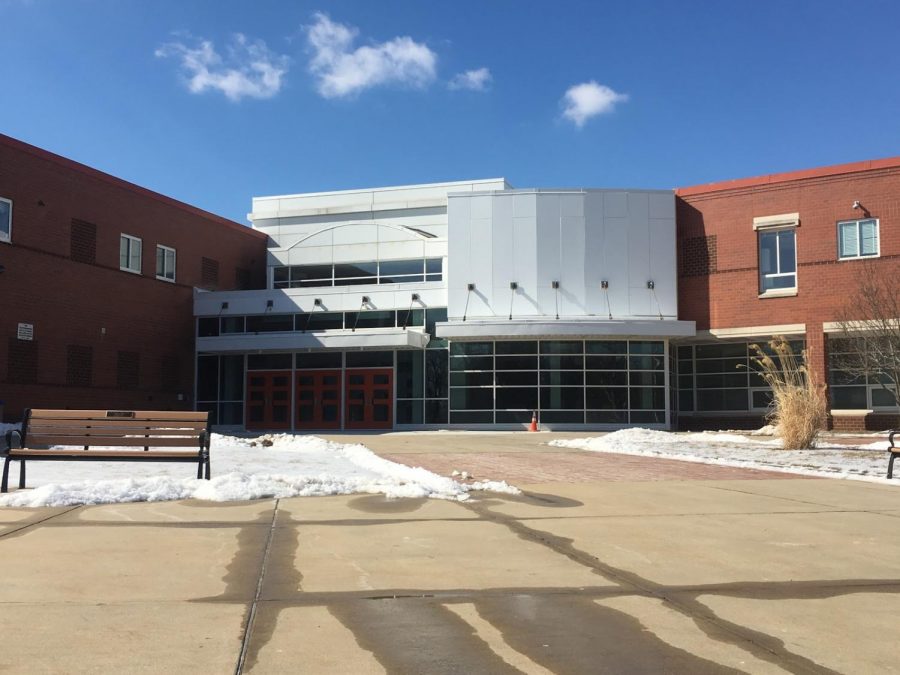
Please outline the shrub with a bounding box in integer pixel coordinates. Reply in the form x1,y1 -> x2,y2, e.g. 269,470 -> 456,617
748,337 -> 827,449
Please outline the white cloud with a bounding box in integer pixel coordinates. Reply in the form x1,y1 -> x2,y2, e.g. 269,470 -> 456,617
306,12 -> 437,98
155,33 -> 289,102
561,81 -> 628,127
448,67 -> 492,91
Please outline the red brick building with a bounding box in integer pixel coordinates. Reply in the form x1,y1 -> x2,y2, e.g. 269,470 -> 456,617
0,134 -> 267,421
2,133 -> 898,431
676,158 -> 900,431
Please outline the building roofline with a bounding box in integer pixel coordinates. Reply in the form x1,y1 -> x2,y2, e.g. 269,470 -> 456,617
0,133 -> 265,239
676,156 -> 900,197
253,178 -> 510,202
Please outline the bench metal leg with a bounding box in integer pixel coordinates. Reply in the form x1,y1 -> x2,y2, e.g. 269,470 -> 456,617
1,458 -> 10,493
889,453 -> 897,479
18,459 -> 25,489
205,457 -> 211,480
197,460 -> 203,480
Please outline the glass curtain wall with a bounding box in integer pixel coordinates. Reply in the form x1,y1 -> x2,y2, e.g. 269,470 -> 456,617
448,339 -> 666,425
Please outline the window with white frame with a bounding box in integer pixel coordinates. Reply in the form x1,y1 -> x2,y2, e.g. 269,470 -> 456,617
838,218 -> 879,260
120,234 -> 142,273
758,227 -> 796,293
156,244 -> 176,281
0,197 -> 11,243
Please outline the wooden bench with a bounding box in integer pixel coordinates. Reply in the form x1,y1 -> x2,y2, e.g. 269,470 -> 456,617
889,430 -> 900,479
1,409 -> 211,493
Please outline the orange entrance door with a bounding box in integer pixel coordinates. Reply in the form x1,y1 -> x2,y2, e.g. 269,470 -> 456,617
296,370 -> 341,429
246,371 -> 292,431
345,368 -> 393,429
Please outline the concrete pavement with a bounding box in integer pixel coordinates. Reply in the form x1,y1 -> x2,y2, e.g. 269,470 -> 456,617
0,432 -> 897,673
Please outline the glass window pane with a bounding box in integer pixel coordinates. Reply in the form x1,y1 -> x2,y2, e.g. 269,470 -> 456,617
450,371 -> 493,386
839,222 -> 858,258
246,314 -> 293,332
379,259 -> 423,277
630,387 -> 665,410
345,351 -> 393,367
496,341 -> 538,355
496,371 -> 537,386
425,399 -> 448,424
450,341 -> 493,355
586,341 -> 627,354
586,387 -> 627,409
696,389 -> 748,411
304,312 -> 344,331
0,200 -> 10,238
860,219 -> 878,256
221,316 -> 245,334
197,356 -> 218,401
495,355 -> 538,370
540,341 -> 583,354
539,354 -> 583,370
198,318 -> 219,337
540,371 -> 583,386
629,341 -> 664,354
450,388 -> 494,410
496,387 -> 537,410
425,350 -> 448,398
397,350 -> 424,398
778,230 -> 796,273
219,355 -> 244,401
334,262 -> 377,278
295,352 -> 342,368
396,399 -> 424,424
292,264 -> 333,281
273,267 -> 289,284
872,387 -> 896,407
586,371 -> 627,386
831,386 -> 868,409
540,387 -> 583,410
585,355 -> 627,370
449,356 -> 493,371
759,231 -> 778,275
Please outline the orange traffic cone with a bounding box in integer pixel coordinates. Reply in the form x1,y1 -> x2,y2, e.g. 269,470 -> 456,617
529,411 -> 538,432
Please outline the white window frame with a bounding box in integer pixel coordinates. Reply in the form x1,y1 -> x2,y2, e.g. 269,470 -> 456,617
156,244 -> 177,282
837,218 -> 879,260
120,234 -> 142,274
0,196 -> 11,243
757,226 -> 797,296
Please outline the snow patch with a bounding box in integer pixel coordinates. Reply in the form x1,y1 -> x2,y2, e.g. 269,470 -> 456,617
0,433 -> 519,508
550,428 -> 897,485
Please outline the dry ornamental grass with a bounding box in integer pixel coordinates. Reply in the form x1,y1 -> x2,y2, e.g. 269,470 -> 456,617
747,337 -> 827,449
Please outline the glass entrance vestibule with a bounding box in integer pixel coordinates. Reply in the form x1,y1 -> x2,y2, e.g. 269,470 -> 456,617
196,338 -> 672,430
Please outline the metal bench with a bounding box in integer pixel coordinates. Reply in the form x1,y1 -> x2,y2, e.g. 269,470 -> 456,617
2,409 -> 211,493
889,430 -> 900,479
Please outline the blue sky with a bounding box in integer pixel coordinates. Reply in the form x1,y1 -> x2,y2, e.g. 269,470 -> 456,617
2,0 -> 900,224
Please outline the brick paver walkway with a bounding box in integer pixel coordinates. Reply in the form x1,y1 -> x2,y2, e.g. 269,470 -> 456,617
381,450 -> 804,484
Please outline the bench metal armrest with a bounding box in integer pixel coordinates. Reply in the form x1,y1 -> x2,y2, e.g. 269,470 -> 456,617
198,430 -> 211,454
890,430 -> 899,448
3,429 -> 22,455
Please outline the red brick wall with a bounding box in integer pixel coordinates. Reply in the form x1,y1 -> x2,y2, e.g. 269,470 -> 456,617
677,164 -> 900,389
0,135 -> 268,421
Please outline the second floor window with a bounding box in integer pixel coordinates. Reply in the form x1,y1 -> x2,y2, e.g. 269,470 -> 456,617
758,227 -> 796,293
838,218 -> 879,259
0,197 -> 11,243
273,258 -> 443,289
156,245 -> 176,282
120,234 -> 142,273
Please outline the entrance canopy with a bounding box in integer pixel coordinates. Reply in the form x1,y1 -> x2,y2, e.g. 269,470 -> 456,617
197,327 -> 430,353
435,319 -> 695,341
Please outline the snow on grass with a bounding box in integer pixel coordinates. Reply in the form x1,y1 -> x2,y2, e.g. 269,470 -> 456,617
550,428 -> 897,484
0,433 -> 519,508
